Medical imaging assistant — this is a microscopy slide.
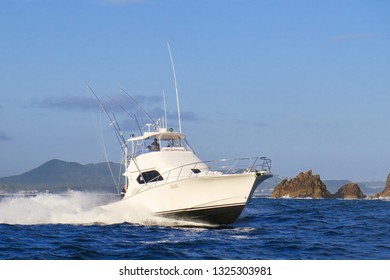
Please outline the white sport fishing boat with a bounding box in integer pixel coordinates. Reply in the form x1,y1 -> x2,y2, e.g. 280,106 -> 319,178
98,47 -> 272,224
100,122 -> 272,224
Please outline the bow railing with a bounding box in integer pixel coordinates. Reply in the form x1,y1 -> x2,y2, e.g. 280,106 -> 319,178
137,156 -> 271,192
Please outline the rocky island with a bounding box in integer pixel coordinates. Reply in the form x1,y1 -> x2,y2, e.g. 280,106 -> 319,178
271,169 -> 390,199
332,182 -> 366,199
271,170 -> 331,198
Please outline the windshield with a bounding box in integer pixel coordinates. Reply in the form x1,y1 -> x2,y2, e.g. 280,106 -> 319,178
131,133 -> 193,156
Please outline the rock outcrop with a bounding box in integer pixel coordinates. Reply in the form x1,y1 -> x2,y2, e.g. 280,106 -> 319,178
332,182 -> 366,199
372,173 -> 390,198
271,170 -> 332,198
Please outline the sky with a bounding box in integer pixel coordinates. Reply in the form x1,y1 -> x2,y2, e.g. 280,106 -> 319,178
0,0 -> 389,182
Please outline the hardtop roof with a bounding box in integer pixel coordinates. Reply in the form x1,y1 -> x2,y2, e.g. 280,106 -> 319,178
127,131 -> 186,142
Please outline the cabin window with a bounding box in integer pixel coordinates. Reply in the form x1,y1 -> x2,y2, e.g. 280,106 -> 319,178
136,170 -> 164,184
191,168 -> 201,174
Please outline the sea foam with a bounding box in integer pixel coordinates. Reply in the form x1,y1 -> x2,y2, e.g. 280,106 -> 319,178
0,191 -> 211,227
0,191 -> 153,225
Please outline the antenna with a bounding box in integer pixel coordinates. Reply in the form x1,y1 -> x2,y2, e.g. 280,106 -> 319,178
163,90 -> 168,129
167,43 -> 182,133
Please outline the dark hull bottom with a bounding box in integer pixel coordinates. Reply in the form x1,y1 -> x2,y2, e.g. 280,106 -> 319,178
156,204 -> 245,225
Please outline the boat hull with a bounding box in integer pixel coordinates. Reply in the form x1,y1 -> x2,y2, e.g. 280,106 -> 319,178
156,203 -> 245,224
101,173 -> 271,224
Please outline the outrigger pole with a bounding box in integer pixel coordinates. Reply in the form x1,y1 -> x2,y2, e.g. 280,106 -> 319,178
86,83 -> 128,153
120,88 -> 157,129
87,84 -> 148,196
87,83 -> 130,194
107,95 -> 143,135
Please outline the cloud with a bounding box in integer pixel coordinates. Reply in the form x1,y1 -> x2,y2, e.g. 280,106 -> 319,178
33,94 -> 200,123
178,111 -> 200,122
330,33 -> 374,43
0,131 -> 12,141
33,93 -> 159,111
34,95 -> 99,111
98,0 -> 146,5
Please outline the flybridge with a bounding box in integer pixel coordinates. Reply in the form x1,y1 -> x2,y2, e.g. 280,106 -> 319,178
88,44 -> 184,157
128,129 -> 193,157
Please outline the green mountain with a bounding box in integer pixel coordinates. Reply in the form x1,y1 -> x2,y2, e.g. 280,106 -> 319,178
0,159 -> 123,193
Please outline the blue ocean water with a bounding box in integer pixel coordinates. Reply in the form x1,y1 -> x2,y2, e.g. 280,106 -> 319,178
1,192 -> 390,260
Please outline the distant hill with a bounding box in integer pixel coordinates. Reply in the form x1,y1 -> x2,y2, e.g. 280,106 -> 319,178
358,180 -> 387,194
0,159 -> 123,193
323,180 -> 383,195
